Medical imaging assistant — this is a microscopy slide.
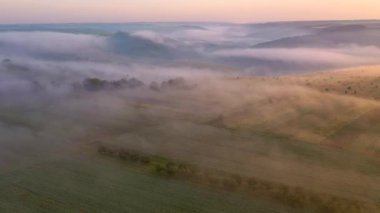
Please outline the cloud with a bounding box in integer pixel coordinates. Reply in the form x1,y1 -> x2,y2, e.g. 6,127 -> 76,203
130,30 -> 174,46
0,26 -> 380,83
0,32 -> 107,59
211,46 -> 380,67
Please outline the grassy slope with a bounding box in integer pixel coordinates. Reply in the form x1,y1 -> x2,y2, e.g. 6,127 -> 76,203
1,66 -> 380,212
283,65 -> 380,100
90,69 -> 380,211
276,66 -> 380,155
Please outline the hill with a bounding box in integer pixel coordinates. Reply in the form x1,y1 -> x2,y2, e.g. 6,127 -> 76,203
1,65 -> 380,212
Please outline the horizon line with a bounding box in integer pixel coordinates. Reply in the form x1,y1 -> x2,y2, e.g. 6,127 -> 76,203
0,18 -> 379,26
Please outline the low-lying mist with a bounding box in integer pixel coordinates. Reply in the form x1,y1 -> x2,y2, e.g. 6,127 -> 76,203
2,21 -> 380,76
1,23 -> 380,161
1,22 -> 380,212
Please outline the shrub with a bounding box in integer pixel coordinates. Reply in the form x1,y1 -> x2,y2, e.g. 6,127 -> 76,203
222,178 -> 238,191
97,145 -> 370,212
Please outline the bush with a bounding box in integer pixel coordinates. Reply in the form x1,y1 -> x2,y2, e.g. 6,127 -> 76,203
222,178 -> 238,191
97,145 -> 370,212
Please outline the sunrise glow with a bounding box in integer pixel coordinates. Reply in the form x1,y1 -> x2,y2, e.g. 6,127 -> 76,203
1,0 -> 380,23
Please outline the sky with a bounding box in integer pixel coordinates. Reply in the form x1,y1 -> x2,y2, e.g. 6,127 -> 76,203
0,0 -> 380,24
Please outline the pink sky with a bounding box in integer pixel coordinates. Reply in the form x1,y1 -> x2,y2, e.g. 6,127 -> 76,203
1,0 -> 380,24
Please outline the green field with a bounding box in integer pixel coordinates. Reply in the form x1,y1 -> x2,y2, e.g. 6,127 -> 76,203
0,152 -> 297,213
1,71 -> 380,212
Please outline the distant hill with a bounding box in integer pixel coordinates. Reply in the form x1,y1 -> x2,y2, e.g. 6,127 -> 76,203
254,24 -> 380,48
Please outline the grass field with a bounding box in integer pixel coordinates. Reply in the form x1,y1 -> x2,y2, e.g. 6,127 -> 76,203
1,66 -> 380,212
0,152 -> 296,213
